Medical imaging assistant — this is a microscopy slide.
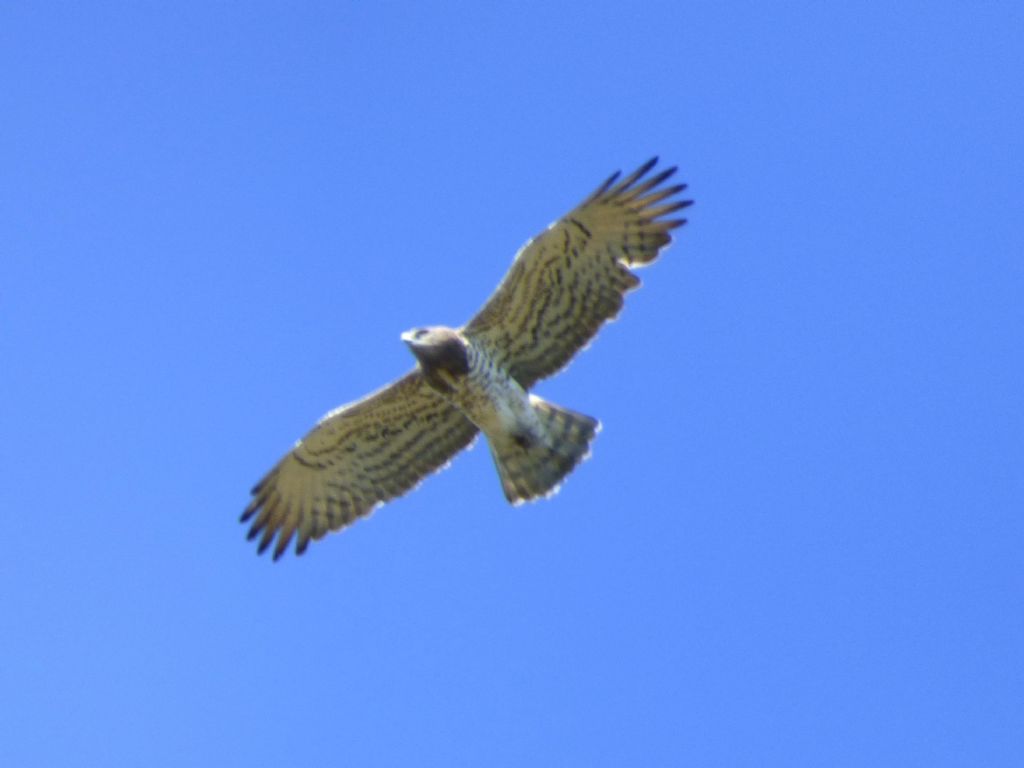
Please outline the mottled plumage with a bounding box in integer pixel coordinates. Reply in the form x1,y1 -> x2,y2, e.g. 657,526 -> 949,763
242,158 -> 691,558
243,373 -> 478,559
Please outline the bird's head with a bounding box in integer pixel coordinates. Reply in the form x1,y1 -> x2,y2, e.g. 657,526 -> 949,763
401,326 -> 470,377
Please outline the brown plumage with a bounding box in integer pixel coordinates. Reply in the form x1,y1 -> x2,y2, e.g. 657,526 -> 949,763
465,157 -> 689,387
242,158 -> 691,559
242,373 -> 478,559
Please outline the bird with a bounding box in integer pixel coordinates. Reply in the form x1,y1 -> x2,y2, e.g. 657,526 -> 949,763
241,157 -> 692,559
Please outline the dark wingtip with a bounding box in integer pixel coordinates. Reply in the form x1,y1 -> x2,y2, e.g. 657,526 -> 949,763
626,157 -> 659,186
665,199 -> 695,216
589,169 -> 621,201
647,166 -> 678,187
272,528 -> 295,560
256,539 -> 271,556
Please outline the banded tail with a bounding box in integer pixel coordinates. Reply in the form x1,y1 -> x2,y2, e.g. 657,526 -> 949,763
489,396 -> 600,504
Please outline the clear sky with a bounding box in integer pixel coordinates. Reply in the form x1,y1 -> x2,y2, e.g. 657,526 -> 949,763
2,2 -> 1021,766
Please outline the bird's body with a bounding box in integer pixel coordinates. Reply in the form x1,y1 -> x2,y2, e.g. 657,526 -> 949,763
402,326 -> 599,504
449,341 -> 540,444
404,327 -> 535,441
242,158 -> 692,558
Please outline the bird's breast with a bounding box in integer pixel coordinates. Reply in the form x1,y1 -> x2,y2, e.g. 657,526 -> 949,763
446,348 -> 536,438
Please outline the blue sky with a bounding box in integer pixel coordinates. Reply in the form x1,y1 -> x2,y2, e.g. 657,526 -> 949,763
2,2 -> 1021,765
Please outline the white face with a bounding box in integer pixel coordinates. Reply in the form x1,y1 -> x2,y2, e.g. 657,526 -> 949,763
401,327 -> 469,376
400,328 -> 428,345
401,326 -> 458,347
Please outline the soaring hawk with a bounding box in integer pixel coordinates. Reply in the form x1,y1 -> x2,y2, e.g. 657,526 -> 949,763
242,158 -> 691,558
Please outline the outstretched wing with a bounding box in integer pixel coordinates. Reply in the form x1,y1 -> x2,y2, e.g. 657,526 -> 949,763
464,158 -> 691,388
241,371 -> 478,559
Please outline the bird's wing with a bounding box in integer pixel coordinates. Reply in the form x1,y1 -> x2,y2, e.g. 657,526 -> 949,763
241,371 -> 478,559
464,158 -> 691,388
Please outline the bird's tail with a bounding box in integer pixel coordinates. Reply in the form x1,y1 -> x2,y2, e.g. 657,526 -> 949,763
489,396 -> 600,504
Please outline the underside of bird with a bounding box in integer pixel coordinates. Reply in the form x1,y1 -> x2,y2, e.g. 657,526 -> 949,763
241,157 -> 691,559
487,396 -> 600,504
402,324 -> 600,503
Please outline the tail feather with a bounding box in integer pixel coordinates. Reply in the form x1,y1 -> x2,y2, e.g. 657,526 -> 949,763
490,396 -> 600,504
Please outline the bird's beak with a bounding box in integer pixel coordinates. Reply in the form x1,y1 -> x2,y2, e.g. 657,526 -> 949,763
401,329 -> 431,367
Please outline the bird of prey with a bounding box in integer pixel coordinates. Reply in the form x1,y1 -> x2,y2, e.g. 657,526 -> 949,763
242,158 -> 691,559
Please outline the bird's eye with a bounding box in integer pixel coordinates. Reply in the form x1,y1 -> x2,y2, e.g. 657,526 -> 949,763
415,329 -> 428,339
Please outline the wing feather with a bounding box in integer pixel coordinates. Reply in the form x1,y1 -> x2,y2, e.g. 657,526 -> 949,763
241,371 -> 478,559
464,158 -> 691,387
